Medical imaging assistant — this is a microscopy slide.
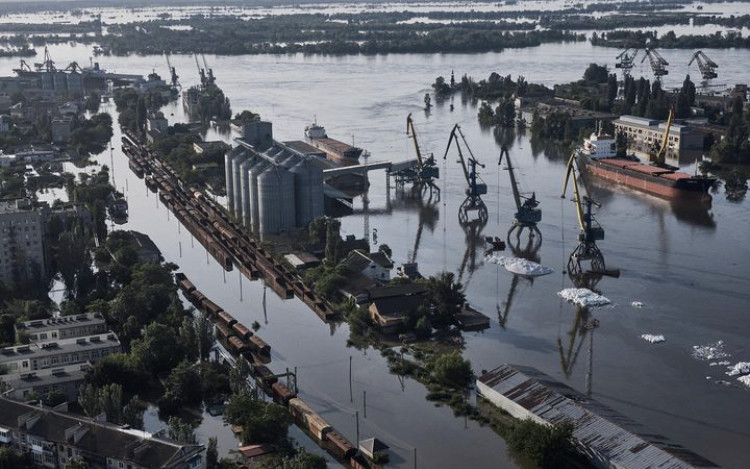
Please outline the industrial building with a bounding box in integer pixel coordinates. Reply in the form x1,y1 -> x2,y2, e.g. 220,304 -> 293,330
0,199 -> 46,287
477,364 -> 721,469
614,115 -> 703,160
0,397 -> 204,468
225,121 -> 324,238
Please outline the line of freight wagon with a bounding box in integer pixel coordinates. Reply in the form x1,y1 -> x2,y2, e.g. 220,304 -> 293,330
175,273 -> 367,467
121,129 -> 339,322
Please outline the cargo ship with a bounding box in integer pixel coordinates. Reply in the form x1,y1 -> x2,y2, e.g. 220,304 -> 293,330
304,122 -> 363,166
576,132 -> 715,199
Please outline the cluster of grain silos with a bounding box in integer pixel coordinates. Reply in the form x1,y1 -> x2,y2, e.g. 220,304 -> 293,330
225,130 -> 324,238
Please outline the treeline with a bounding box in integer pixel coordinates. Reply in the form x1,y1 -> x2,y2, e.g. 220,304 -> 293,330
94,16 -> 583,55
592,30 -> 750,48
711,97 -> 750,164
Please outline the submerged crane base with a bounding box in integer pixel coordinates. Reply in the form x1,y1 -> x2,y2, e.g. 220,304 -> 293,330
507,223 -> 542,251
567,241 -> 605,278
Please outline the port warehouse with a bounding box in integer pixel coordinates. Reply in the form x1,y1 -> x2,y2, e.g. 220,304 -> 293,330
225,120 -> 325,237
123,128 -> 338,322
477,365 -> 721,469
175,273 -> 358,464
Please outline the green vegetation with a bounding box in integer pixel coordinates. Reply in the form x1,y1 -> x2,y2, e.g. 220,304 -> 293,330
504,419 -> 576,469
711,97 -> 750,165
69,113 -> 113,156
223,392 -> 292,446
592,29 -> 750,49
432,351 -> 473,387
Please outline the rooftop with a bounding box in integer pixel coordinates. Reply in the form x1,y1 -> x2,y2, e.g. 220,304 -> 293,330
0,332 -> 120,364
1,362 -> 90,389
18,313 -> 105,336
0,397 -> 203,467
478,365 -> 720,469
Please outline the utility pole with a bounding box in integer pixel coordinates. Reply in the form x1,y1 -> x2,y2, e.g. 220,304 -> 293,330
349,356 -> 353,402
363,390 -> 367,418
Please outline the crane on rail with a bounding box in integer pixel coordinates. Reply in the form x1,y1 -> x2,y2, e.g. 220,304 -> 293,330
641,47 -> 669,79
562,153 -> 605,276
444,124 -> 488,226
688,50 -> 718,80
498,145 -> 542,242
405,113 -> 440,197
615,48 -> 639,77
165,54 -> 180,90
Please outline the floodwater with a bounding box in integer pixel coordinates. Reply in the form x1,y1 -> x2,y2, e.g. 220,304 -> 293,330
2,15 -> 750,469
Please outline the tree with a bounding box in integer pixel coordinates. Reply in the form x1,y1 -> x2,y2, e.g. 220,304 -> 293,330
122,395 -> 147,429
425,271 -> 465,327
207,437 -> 219,469
223,392 -> 291,445
130,323 -> 183,374
78,383 -> 123,422
583,63 -> 609,83
0,447 -> 31,468
432,351 -> 473,388
282,449 -> 327,469
179,317 -> 199,363
163,360 -> 203,408
506,419 -> 574,469
64,458 -> 90,469
167,416 -> 196,444
195,314 -> 214,360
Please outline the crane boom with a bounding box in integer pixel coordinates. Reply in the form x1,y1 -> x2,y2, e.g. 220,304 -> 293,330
444,124 -> 471,184
563,153 -> 586,233
688,50 -> 718,79
499,146 -> 522,212
406,113 -> 424,170
654,107 -> 674,165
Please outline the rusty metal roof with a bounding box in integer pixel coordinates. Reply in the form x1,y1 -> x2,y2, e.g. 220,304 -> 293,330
478,365 -> 720,469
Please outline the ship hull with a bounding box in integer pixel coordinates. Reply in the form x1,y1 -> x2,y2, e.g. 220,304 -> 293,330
579,154 -> 714,199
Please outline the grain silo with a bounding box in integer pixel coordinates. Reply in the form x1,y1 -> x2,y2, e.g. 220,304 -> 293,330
258,165 -> 295,236
248,160 -> 270,233
289,159 -> 324,227
225,146 -> 245,213
231,151 -> 249,218
238,158 -> 253,226
67,71 -> 83,95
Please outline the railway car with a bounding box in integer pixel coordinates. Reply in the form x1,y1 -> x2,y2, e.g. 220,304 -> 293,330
288,398 -> 332,441
326,430 -> 356,460
215,322 -> 233,340
228,336 -> 249,354
217,311 -> 238,328
252,364 -> 278,386
248,335 -> 271,355
271,382 -> 297,405
200,298 -> 223,318
232,322 -> 253,341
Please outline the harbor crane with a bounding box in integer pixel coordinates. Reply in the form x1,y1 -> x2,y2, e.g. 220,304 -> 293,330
404,113 -> 440,197
444,124 -> 488,226
194,54 -> 207,87
562,153 -> 605,276
498,145 -> 542,242
201,54 -> 215,86
165,54 -> 180,89
688,50 -> 718,80
651,106 -> 675,166
641,48 -> 669,79
615,48 -> 639,77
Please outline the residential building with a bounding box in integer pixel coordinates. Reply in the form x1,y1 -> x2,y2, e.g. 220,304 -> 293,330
17,313 -> 107,344
477,364 -> 720,469
128,231 -> 162,263
0,397 -> 204,468
343,250 -> 393,282
0,332 -> 121,373
0,199 -> 46,287
50,116 -> 74,144
613,115 -> 704,161
366,284 -> 428,331
0,363 -> 90,402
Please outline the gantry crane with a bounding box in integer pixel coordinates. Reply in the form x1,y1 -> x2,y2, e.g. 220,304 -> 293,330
201,54 -> 215,86
562,153 -> 605,276
689,50 -> 718,80
651,106 -> 674,166
166,54 -> 180,89
498,145 -> 541,242
615,48 -> 639,77
641,48 -> 669,79
444,124 -> 488,226
405,113 -> 440,196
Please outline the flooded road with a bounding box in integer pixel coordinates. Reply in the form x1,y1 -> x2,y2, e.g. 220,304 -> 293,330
3,30 -> 750,468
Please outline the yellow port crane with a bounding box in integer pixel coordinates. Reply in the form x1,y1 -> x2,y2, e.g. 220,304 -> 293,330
562,153 -> 605,276
400,113 -> 440,197
651,106 -> 674,166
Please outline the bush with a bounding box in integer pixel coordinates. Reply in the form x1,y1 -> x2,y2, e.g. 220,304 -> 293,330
432,351 -> 473,388
506,419 -> 574,469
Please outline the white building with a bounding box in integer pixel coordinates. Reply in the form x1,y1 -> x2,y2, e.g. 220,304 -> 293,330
0,199 -> 46,287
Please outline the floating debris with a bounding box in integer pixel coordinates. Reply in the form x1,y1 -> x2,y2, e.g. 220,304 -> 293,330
692,340 -> 731,361
739,375 -> 750,389
485,254 -> 553,277
557,288 -> 611,307
631,301 -> 644,308
726,362 -> 750,377
640,334 -> 665,344
709,361 -> 731,367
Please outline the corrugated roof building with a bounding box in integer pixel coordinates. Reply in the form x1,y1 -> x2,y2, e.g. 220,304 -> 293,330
477,364 -> 720,469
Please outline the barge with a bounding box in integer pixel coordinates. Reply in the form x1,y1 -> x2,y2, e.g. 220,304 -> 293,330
577,132 -> 715,199
304,121 -> 362,166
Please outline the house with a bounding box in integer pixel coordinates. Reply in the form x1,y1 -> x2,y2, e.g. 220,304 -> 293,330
283,252 -> 321,270
365,284 -> 428,331
359,437 -> 389,461
237,444 -> 275,468
128,231 -> 162,263
343,250 -> 393,282
0,397 -> 205,468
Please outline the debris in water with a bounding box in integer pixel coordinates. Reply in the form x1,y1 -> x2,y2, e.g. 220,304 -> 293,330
710,361 -> 731,367
739,375 -> 750,389
485,254 -> 554,277
631,301 -> 644,308
557,288 -> 611,307
640,334 -> 665,344
715,380 -> 732,387
726,362 -> 750,377
692,340 -> 731,361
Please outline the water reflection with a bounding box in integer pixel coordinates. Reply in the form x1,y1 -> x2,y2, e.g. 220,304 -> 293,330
457,222 -> 485,288
557,305 -> 599,396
